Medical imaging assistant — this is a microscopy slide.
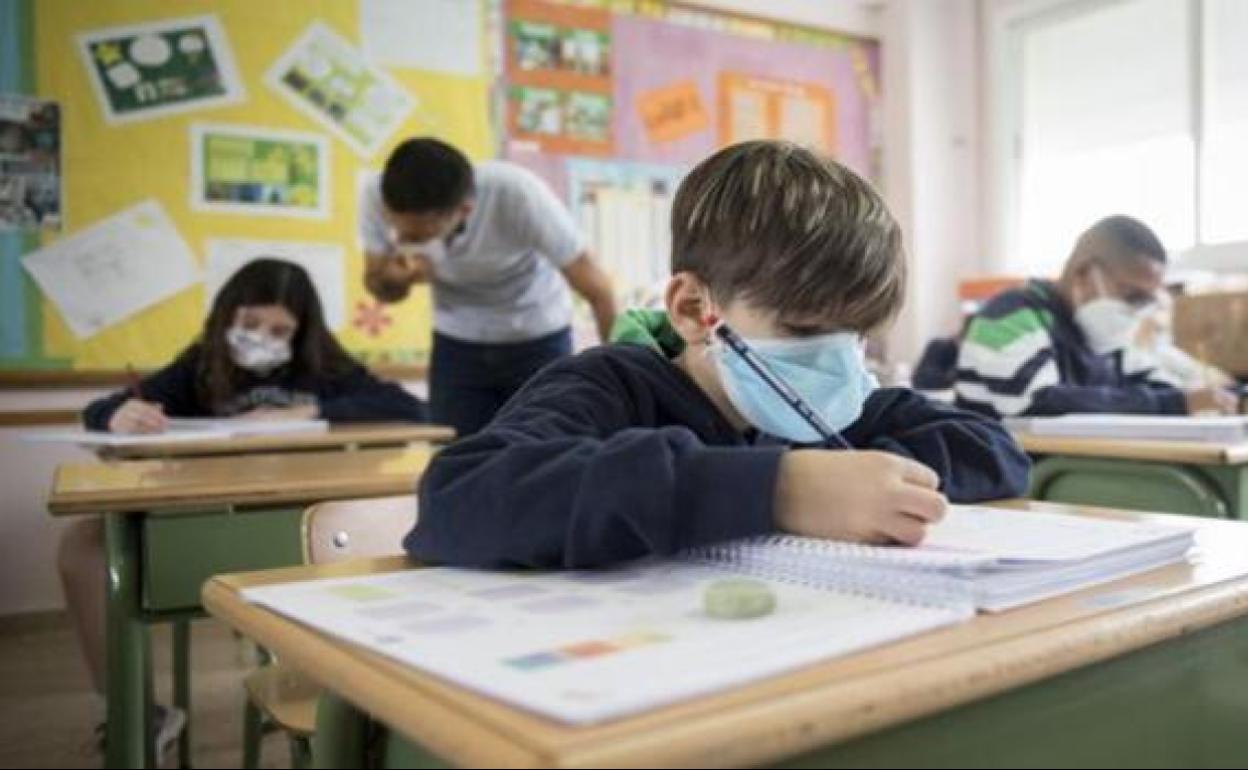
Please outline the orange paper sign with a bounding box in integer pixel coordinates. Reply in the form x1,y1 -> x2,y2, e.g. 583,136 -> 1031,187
638,81 -> 709,144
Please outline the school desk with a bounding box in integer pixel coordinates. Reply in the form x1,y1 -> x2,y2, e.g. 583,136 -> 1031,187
98,422 -> 455,460
47,446 -> 434,769
1014,433 -> 1248,519
204,501 -> 1248,768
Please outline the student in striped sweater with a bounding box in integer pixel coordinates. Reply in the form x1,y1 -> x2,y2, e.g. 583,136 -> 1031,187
954,216 -> 1239,419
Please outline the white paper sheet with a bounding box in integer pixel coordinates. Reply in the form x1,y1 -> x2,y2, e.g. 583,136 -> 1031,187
360,0 -> 483,75
1007,414 -> 1248,443
204,239 -> 346,330
165,417 -> 328,436
266,22 -> 415,158
23,418 -> 327,447
22,200 -> 199,338
20,428 -> 233,447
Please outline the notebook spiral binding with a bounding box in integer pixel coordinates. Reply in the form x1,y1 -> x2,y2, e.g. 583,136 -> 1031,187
685,536 -> 976,613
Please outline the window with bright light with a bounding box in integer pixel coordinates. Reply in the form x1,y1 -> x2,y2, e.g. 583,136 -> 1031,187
1201,0 -> 1248,244
1010,0 -> 1248,275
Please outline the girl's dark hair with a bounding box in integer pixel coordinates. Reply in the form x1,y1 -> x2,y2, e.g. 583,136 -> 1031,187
197,258 -> 355,410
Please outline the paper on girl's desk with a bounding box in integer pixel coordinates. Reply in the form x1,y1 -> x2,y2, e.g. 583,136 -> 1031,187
165,417 -> 328,436
21,427 -> 233,447
21,200 -> 199,339
23,418 -> 327,447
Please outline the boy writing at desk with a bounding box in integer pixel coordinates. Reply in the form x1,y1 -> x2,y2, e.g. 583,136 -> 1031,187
407,141 -> 1031,568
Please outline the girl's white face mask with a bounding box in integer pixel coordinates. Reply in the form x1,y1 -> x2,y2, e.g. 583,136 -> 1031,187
227,326 -> 292,375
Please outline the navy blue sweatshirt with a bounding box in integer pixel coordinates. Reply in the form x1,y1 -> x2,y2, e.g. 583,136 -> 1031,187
954,280 -> 1187,419
407,342 -> 1031,570
82,345 -> 428,430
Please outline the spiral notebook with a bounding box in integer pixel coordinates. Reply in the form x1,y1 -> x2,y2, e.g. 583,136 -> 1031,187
241,506 -> 1192,724
690,505 -> 1196,612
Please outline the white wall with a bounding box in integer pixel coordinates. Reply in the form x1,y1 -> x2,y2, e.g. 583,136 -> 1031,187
881,0 -> 984,365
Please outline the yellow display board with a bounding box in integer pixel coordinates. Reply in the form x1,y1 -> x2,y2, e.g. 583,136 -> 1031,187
15,0 -> 493,373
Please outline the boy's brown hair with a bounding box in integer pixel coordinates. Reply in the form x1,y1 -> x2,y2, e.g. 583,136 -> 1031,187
671,140 -> 905,332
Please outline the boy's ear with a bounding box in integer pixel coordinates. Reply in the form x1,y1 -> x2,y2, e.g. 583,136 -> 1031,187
665,272 -> 714,345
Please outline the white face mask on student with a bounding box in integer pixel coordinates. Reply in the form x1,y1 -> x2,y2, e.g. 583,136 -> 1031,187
1074,269 -> 1144,356
226,326 -> 292,375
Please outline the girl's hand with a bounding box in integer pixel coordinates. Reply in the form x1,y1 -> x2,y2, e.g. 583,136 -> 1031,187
108,399 -> 168,434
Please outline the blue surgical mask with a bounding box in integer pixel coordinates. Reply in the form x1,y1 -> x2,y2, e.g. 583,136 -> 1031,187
709,331 -> 877,443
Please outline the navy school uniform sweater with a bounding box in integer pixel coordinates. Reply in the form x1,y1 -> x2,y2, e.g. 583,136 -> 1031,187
406,310 -> 1031,570
82,344 -> 428,430
953,280 -> 1187,419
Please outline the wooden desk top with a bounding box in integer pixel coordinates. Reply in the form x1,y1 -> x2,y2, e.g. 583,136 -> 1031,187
48,446 -> 434,516
100,422 -> 455,460
203,500 -> 1248,768
1013,432 -> 1248,465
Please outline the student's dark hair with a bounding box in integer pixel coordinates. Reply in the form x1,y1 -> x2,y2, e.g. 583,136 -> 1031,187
381,137 -> 475,213
1079,215 -> 1168,266
197,258 -> 356,410
671,140 -> 905,332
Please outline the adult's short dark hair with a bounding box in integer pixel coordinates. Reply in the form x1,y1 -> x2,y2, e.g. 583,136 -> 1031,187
381,137 -> 475,213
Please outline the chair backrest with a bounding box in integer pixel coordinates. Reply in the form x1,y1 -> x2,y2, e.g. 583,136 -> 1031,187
301,495 -> 418,565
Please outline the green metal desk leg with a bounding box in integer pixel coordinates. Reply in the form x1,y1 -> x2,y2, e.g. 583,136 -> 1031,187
1029,456 -> 1230,518
312,693 -> 369,769
1204,464 -> 1248,520
381,733 -> 450,769
173,619 -> 191,768
104,512 -> 151,769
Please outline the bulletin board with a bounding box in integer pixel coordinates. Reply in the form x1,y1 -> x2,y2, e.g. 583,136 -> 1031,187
501,0 -> 881,309
0,0 -> 494,380
0,0 -> 879,383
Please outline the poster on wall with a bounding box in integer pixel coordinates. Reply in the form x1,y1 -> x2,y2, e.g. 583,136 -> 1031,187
0,95 -> 61,231
502,0 -> 880,201
266,22 -> 415,158
717,73 -> 836,154
76,14 -> 244,124
505,0 -> 613,156
566,159 -> 684,307
21,200 -> 199,339
636,81 -> 708,145
190,123 -> 330,219
204,239 -> 345,330
360,0 -> 483,76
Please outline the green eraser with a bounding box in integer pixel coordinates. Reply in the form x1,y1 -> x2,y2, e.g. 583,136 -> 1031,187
703,578 -> 777,620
